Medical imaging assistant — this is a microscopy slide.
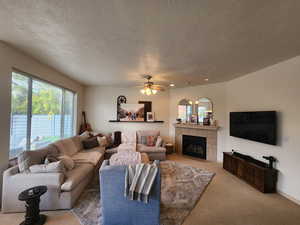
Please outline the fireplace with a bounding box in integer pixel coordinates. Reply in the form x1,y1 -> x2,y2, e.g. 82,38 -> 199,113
182,135 -> 207,159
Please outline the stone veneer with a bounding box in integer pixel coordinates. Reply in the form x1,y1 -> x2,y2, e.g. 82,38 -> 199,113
174,124 -> 219,161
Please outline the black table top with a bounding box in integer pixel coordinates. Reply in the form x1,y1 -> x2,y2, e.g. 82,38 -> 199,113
18,186 -> 47,201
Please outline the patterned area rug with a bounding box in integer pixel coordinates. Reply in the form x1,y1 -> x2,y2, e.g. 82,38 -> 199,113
72,161 -> 215,225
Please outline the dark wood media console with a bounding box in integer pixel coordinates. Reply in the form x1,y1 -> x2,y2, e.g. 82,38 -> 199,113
223,152 -> 278,193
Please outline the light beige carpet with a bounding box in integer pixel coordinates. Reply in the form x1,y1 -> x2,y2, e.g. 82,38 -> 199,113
1,154 -> 300,225
72,161 -> 214,225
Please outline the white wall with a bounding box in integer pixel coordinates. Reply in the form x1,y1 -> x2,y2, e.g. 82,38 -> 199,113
84,86 -> 170,140
225,55 -> 300,203
0,42 -> 84,203
169,82 -> 227,161
167,56 -> 300,202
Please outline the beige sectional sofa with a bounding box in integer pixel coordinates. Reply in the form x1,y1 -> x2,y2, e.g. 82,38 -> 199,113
2,135 -> 104,213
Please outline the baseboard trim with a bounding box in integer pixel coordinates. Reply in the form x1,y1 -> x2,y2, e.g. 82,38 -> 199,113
278,190 -> 300,206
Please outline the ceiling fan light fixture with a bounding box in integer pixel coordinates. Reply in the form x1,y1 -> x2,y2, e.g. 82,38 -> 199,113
139,75 -> 163,95
146,88 -> 152,95
140,87 -> 158,95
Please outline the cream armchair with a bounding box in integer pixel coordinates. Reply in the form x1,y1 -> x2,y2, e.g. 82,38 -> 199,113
120,130 -> 166,161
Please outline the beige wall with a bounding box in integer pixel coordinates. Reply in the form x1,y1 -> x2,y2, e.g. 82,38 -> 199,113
0,42 -> 84,202
84,86 -> 170,141
225,55 -> 300,203
168,56 -> 300,202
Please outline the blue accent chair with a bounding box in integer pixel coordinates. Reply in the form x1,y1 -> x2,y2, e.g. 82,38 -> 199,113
99,160 -> 161,225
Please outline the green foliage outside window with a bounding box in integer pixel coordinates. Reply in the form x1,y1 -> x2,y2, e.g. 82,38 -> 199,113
12,73 -> 62,115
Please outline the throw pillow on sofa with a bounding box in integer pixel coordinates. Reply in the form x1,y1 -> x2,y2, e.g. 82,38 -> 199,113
29,161 -> 65,173
79,131 -> 92,140
146,136 -> 156,146
44,150 -> 60,164
140,136 -> 148,145
105,133 -> 113,148
82,137 -> 99,149
155,136 -> 163,147
137,130 -> 160,144
97,136 -> 107,147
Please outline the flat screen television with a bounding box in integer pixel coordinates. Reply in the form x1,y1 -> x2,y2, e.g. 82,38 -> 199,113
230,111 -> 277,145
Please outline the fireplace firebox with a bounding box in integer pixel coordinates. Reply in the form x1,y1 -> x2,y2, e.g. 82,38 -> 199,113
182,135 -> 207,159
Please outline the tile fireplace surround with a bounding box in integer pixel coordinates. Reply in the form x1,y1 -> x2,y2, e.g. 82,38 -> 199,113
174,123 -> 219,161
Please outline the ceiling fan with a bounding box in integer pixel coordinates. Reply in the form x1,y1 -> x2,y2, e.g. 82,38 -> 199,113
139,75 -> 165,95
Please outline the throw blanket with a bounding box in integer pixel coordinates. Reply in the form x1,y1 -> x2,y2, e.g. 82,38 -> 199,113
110,151 -> 142,166
125,161 -> 158,203
117,143 -> 136,152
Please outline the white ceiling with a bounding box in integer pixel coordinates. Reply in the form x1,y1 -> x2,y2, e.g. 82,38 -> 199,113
0,0 -> 300,87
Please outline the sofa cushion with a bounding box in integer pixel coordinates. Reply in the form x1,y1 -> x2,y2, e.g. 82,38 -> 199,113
105,147 -> 118,154
53,138 -> 78,156
61,163 -> 94,191
18,144 -> 58,173
82,137 -> 99,149
29,161 -> 65,174
71,147 -> 104,166
136,130 -> 160,144
137,144 -> 166,153
58,155 -> 75,170
71,136 -> 83,152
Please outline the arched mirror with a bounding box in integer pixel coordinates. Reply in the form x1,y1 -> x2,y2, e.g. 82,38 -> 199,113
196,97 -> 213,123
177,99 -> 193,123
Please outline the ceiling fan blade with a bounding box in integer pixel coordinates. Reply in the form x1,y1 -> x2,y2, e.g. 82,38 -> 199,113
152,86 -> 165,91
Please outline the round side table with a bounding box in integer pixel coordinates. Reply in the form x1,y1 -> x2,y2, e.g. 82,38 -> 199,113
165,143 -> 174,154
18,185 -> 47,225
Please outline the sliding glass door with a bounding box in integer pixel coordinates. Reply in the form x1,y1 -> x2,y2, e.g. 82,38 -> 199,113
30,79 -> 63,150
9,71 -> 76,158
63,90 -> 75,138
10,73 -> 30,158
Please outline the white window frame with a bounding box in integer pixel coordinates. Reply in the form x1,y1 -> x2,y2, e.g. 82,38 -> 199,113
10,69 -> 77,155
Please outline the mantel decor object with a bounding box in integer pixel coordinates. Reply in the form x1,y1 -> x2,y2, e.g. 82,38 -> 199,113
146,112 -> 155,122
117,95 -> 127,121
119,104 -> 144,121
203,117 -> 210,126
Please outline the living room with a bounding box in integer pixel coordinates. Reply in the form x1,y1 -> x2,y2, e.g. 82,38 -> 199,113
1,1 -> 300,225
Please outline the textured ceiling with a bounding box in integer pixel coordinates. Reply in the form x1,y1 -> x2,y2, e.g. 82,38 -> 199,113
0,0 -> 300,87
